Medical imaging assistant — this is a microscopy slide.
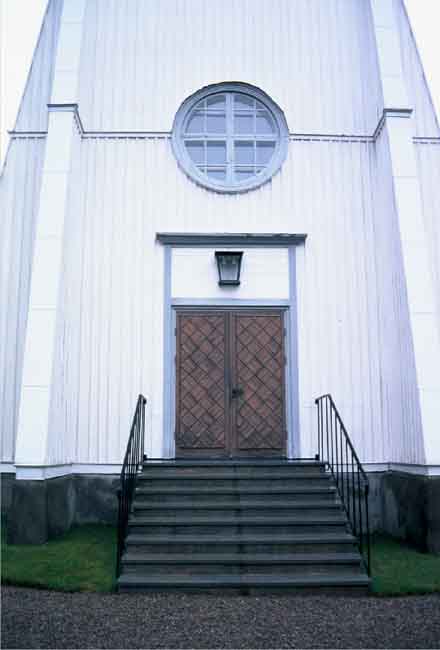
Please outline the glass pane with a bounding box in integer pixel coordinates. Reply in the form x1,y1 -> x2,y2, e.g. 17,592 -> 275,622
206,113 -> 226,134
217,254 -> 240,281
235,168 -> 256,181
234,114 -> 254,134
256,112 -> 275,134
234,141 -> 254,165
207,141 -> 227,165
186,111 -> 204,133
207,169 -> 226,181
234,93 -> 254,109
256,141 -> 275,164
185,141 -> 204,164
255,99 -> 267,111
207,94 -> 226,109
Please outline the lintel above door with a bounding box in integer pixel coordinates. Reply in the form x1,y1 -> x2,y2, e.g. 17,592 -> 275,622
156,233 -> 307,247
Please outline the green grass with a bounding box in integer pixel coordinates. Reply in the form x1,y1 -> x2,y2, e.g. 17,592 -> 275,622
2,523 -> 440,595
371,534 -> 440,596
1,523 -> 116,592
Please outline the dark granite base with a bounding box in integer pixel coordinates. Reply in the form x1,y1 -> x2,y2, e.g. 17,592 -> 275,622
1,473 -> 15,514
7,474 -> 119,544
426,479 -> 440,554
75,475 -> 119,525
367,471 -> 440,554
5,469 -> 440,552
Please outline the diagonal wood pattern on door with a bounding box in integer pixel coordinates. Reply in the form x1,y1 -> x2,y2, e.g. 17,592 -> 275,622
175,310 -> 286,457
176,312 -> 227,452
234,313 -> 286,451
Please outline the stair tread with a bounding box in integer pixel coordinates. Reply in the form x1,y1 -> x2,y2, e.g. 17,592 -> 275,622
138,473 -> 330,480
126,532 -> 356,544
133,501 -> 340,510
143,460 -> 323,467
136,486 -> 336,494
130,515 -> 346,524
122,552 -> 362,564
118,573 -> 370,587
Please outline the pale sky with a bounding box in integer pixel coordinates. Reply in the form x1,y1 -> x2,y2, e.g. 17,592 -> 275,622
0,0 -> 439,164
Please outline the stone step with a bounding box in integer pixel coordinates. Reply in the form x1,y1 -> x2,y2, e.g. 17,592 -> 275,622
136,474 -> 332,489
121,563 -> 363,577
141,462 -> 325,478
132,501 -> 342,518
142,460 -> 322,468
117,572 -> 371,594
128,515 -> 348,536
125,532 -> 359,554
122,551 -> 361,565
121,552 -> 363,576
134,486 -> 338,504
119,461 -> 368,594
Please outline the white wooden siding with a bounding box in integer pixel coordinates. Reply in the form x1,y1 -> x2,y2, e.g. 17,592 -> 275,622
3,0 -> 437,468
394,0 -> 440,137
14,0 -> 63,133
0,139 -> 46,462
38,135 -> 425,466
77,0 -> 383,135
415,143 -> 440,335
171,248 -> 289,300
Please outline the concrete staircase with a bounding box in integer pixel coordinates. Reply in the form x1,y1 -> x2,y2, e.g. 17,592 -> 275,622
117,460 -> 370,593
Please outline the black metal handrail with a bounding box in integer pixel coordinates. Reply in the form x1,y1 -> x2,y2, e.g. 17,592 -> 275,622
116,394 -> 147,577
315,394 -> 371,575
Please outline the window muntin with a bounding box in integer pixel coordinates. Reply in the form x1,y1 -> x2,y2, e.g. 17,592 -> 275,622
172,84 -> 288,193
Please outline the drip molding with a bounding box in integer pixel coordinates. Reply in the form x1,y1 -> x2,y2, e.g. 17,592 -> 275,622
4,461 -> 440,479
364,462 -> 440,477
9,106 -> 440,144
11,463 -> 122,480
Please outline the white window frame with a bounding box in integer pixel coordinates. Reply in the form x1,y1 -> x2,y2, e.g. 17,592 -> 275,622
172,83 -> 289,194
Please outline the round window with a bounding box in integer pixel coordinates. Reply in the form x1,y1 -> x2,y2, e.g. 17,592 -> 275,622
172,83 -> 289,193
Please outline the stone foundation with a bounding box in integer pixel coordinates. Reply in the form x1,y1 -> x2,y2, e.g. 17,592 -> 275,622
367,471 -> 440,554
1,473 -> 15,515
7,474 -> 119,544
4,469 -> 440,553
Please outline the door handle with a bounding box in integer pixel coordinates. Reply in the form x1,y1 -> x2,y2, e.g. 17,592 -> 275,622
231,387 -> 244,399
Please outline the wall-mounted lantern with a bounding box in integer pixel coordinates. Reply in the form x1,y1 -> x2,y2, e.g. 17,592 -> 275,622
215,251 -> 243,286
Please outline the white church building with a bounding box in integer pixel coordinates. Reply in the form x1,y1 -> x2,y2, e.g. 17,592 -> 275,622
1,0 -> 439,556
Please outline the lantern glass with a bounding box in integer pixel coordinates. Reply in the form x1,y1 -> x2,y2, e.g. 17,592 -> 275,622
215,251 -> 243,286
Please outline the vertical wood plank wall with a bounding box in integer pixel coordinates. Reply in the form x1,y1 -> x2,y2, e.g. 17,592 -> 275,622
0,139 -> 46,462
415,143 -> 440,337
32,135 -> 425,466
14,0 -> 63,133
1,0 -> 438,468
77,0 -> 383,135
394,0 -> 440,138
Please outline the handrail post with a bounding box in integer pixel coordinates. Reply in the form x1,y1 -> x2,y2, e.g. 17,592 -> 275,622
365,483 -> 371,575
141,396 -> 146,467
116,487 -> 122,579
315,398 -> 320,461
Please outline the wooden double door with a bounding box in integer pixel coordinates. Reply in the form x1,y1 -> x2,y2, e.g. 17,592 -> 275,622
175,309 -> 287,457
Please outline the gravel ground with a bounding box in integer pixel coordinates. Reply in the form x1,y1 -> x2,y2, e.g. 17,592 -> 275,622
2,587 -> 440,649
